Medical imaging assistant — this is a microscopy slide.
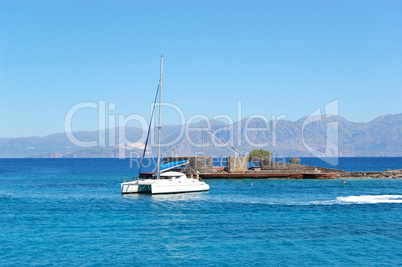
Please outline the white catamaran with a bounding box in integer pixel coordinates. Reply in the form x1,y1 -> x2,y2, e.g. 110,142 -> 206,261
121,56 -> 210,194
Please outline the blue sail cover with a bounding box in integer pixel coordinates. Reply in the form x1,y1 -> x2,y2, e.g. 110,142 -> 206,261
160,160 -> 188,171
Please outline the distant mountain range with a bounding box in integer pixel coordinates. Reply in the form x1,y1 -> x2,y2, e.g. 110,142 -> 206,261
0,114 -> 401,158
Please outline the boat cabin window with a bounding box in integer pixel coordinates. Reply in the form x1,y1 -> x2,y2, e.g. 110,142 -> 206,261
159,176 -> 180,179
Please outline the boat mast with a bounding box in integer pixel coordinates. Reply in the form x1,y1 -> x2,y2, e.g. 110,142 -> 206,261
202,129 -> 204,156
156,55 -> 163,179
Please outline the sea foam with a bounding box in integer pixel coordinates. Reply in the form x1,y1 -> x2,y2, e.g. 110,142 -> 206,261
336,195 -> 402,204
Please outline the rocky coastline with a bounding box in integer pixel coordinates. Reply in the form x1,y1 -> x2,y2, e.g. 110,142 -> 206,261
252,161 -> 402,179
337,169 -> 402,179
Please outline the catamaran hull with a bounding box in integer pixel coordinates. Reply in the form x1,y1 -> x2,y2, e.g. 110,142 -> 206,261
121,181 -> 209,194
151,183 -> 210,194
121,183 -> 151,194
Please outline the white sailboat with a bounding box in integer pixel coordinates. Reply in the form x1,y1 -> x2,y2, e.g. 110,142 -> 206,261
121,56 -> 210,194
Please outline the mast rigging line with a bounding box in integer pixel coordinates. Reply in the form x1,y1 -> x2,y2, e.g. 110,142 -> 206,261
138,82 -> 161,177
161,129 -> 246,157
161,130 -> 202,157
204,130 -> 246,156
205,131 -> 223,158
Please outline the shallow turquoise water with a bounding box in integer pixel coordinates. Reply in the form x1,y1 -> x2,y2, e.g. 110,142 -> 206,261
1,159 -> 402,266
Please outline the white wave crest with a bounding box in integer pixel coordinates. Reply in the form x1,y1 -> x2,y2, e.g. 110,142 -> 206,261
336,195 -> 402,204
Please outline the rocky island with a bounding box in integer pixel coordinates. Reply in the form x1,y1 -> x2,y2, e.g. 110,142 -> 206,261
140,156 -> 402,180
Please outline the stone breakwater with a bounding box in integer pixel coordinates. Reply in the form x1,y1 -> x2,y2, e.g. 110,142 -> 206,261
259,161 -> 342,173
253,161 -> 402,179
337,169 -> 402,179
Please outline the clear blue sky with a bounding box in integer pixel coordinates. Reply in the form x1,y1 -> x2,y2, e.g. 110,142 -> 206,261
1,0 -> 401,138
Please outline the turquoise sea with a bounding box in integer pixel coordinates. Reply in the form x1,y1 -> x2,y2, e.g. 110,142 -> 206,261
1,158 -> 402,266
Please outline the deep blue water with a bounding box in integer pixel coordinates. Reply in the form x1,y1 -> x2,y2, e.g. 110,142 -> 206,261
1,158 -> 402,266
